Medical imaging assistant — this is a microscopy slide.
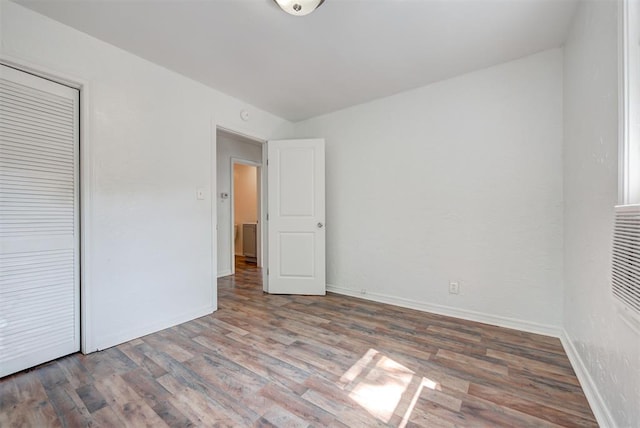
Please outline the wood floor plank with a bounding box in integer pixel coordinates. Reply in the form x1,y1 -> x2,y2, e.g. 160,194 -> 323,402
91,405 -> 123,427
156,373 -> 241,427
456,393 -> 565,428
260,404 -> 311,428
56,354 -> 95,389
404,406 -> 457,428
0,376 -> 19,416
418,386 -> 463,413
121,368 -> 193,427
0,255 -> 598,427
36,361 -> 69,391
144,343 -> 263,426
94,373 -> 169,428
486,348 -> 577,376
508,366 -> 582,390
141,334 -> 194,363
78,347 -> 137,380
198,333 -> 311,395
435,349 -> 509,375
10,371 -> 62,428
258,383 -> 341,427
118,342 -> 168,379
45,383 -> 94,427
468,382 -> 598,427
76,383 -> 108,413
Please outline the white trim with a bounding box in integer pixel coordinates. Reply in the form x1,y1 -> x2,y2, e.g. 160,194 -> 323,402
0,53 -> 86,89
256,161 -> 263,270
80,75 -> 94,354
326,284 -> 561,337
559,331 -> 617,428
217,270 -> 233,278
217,125 -> 266,145
92,305 -> 214,352
261,142 -> 269,293
211,121 -> 220,296
619,0 -> 627,205
619,0 -> 640,204
0,53 -> 95,354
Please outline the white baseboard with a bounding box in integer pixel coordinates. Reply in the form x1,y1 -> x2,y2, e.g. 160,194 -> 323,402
559,330 -> 616,428
90,304 -> 215,353
326,284 -> 561,337
217,270 -> 232,278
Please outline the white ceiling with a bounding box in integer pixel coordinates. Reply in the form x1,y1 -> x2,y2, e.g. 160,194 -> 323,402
14,0 -> 578,122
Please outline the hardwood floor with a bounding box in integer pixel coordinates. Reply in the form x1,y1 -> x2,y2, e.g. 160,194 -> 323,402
0,260 -> 597,427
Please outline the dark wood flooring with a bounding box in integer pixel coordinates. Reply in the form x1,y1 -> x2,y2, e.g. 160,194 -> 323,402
0,258 -> 597,427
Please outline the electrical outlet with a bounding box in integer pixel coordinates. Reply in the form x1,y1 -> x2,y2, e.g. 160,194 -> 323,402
449,281 -> 460,295
360,289 -> 367,295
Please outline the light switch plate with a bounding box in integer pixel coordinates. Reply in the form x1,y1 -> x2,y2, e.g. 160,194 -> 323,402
196,188 -> 205,200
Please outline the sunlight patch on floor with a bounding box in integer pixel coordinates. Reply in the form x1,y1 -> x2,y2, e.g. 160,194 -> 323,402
340,348 -> 441,424
398,376 -> 440,427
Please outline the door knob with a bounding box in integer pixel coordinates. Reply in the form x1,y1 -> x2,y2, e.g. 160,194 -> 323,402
317,222 -> 324,228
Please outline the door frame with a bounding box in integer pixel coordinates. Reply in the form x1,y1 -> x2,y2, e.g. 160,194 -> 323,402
230,157 -> 262,275
0,54 -> 94,354
212,125 -> 268,291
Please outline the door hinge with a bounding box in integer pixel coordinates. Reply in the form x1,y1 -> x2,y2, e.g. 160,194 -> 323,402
267,268 -> 269,275
267,159 -> 269,166
267,213 -> 269,221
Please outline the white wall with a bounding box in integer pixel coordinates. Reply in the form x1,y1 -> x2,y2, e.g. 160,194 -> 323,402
234,164 -> 258,256
1,1 -> 292,351
563,1 -> 640,426
216,132 -> 262,276
294,49 -> 564,333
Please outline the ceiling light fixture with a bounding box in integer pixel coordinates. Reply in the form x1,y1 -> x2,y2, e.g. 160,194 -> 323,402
273,0 -> 325,16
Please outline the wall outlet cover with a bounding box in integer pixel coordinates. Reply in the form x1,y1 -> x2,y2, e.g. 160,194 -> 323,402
449,281 -> 460,294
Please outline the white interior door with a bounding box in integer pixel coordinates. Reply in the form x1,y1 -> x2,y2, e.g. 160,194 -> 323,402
0,64 -> 80,377
267,139 -> 325,295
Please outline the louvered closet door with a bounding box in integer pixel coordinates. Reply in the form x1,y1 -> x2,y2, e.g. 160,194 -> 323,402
0,64 -> 79,377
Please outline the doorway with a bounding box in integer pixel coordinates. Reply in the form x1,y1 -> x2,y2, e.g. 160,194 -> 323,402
232,160 -> 261,274
215,128 -> 264,279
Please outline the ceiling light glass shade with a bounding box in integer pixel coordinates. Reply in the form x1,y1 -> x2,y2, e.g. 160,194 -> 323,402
273,0 -> 325,16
